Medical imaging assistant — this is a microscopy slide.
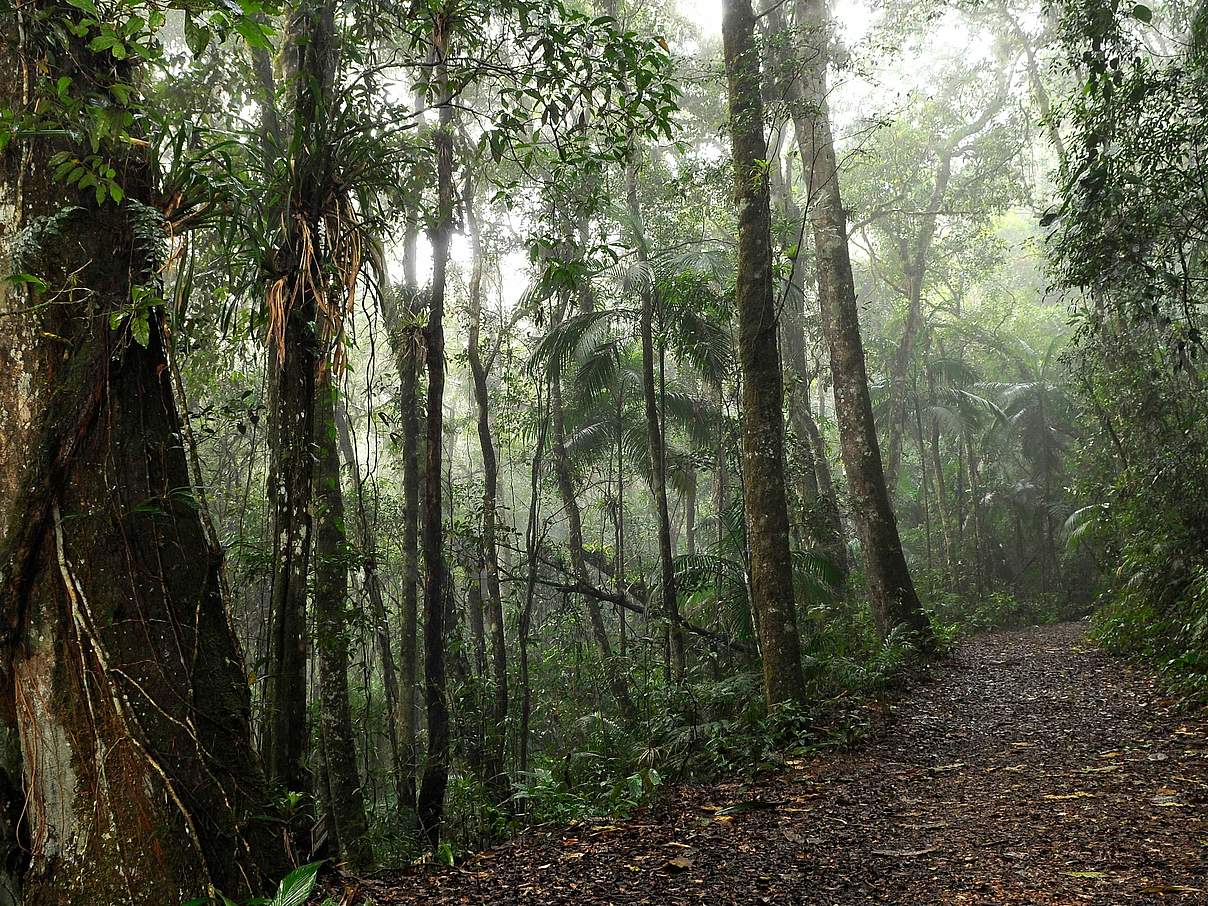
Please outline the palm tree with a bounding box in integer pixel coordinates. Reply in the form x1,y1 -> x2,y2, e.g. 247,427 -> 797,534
982,335 -> 1076,592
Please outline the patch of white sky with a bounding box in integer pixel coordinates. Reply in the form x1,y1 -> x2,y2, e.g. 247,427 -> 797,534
383,0 -> 1005,317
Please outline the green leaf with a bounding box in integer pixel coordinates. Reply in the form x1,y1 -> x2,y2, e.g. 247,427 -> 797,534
271,861 -> 322,906
131,311 -> 150,347
184,16 -> 212,57
87,33 -> 118,52
234,17 -> 272,50
7,273 -> 48,292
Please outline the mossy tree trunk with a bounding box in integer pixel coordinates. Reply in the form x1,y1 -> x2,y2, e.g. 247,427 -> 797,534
0,6 -> 289,901
262,0 -> 340,804
770,0 -> 932,644
313,373 -> 372,866
416,26 -> 454,846
721,0 -> 809,707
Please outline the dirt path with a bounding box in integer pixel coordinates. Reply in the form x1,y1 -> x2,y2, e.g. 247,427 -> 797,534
335,622 -> 1207,904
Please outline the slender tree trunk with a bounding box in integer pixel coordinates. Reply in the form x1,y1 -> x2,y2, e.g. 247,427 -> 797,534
373,83 -> 426,830
416,34 -> 454,846
332,406 -> 407,814
928,417 -> 957,589
519,385 -> 550,779
770,81 -> 846,575
964,428 -> 989,595
0,11 -> 290,898
913,394 -> 933,575
769,0 -> 932,643
623,152 -> 686,681
883,267 -> 925,494
684,467 -> 698,557
465,546 -> 488,677
782,303 -> 849,575
314,372 -> 372,867
548,341 -> 637,719
378,281 -> 422,818
464,179 -> 509,801
722,0 -> 808,706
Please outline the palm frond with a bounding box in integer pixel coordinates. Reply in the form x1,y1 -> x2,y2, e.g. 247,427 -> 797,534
529,308 -> 620,380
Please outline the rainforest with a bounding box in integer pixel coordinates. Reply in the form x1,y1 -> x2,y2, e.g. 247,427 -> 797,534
0,0 -> 1205,902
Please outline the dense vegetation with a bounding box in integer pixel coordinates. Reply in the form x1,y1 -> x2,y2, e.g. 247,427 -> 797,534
0,0 -> 1202,901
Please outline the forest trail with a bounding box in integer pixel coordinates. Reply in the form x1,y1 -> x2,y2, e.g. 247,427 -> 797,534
333,623 -> 1207,904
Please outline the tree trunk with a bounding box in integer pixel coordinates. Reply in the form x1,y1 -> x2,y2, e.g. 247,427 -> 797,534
770,0 -> 932,644
0,11 -> 290,899
928,416 -> 957,589
314,372 -> 372,866
379,281 -> 422,818
464,178 -> 509,801
547,340 -> 637,720
519,385 -> 550,779
416,34 -> 454,846
722,0 -> 808,706
332,405 -> 408,816
262,0 -> 341,805
623,153 -> 686,681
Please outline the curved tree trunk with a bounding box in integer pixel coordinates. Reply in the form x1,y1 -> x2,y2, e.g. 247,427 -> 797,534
0,10 -> 290,899
721,0 -> 808,706
766,0 -> 932,644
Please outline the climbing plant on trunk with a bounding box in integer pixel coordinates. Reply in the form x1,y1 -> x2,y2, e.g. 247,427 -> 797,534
0,3 -> 290,901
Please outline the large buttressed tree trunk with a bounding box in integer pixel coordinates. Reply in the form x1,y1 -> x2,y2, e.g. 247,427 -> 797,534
721,0 -> 808,706
0,6 -> 289,902
781,0 -> 932,643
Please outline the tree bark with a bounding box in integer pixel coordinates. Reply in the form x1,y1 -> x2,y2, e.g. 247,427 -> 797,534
722,0 -> 809,707
262,0 -> 341,803
332,405 -> 408,819
416,32 -> 454,846
0,9 -> 290,899
623,152 -> 686,682
769,0 -> 932,643
379,280 -> 421,819
519,384 -> 550,779
464,179 -> 509,800
313,372 -> 372,867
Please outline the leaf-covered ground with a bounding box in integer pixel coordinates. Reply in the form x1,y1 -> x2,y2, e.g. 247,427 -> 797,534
326,623 -> 1207,903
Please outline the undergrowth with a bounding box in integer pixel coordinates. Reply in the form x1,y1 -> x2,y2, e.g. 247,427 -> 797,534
404,598 -> 931,865
1092,561 -> 1208,704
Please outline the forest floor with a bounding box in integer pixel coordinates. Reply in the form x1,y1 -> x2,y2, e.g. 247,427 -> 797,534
326,622 -> 1207,904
